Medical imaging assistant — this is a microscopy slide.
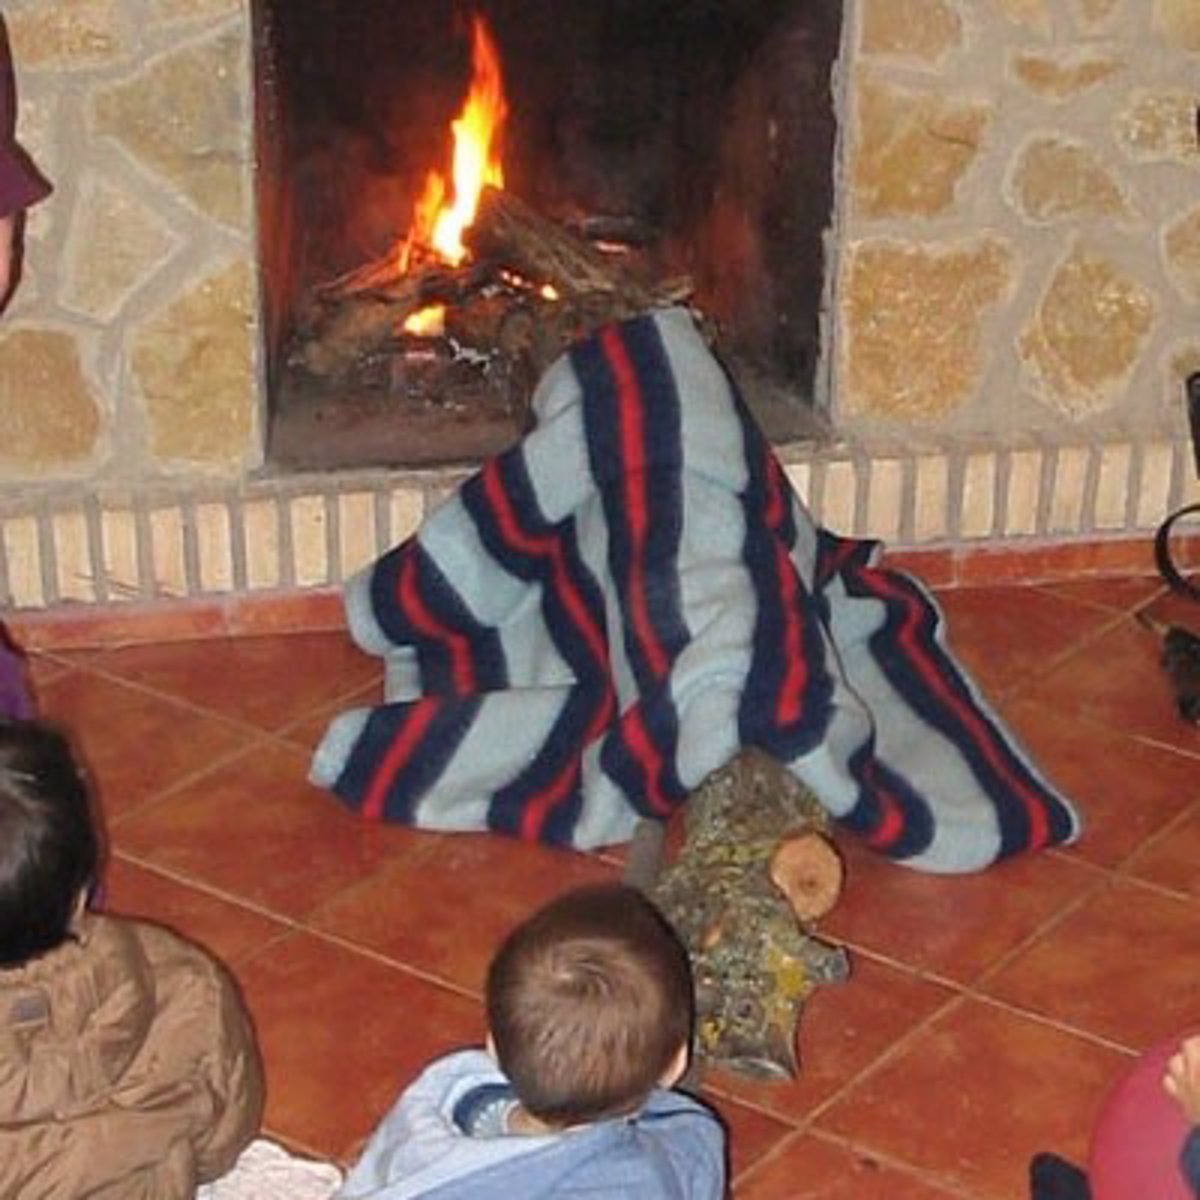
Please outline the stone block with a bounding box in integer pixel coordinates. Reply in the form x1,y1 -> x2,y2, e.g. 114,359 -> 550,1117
841,238 -> 1011,420
0,329 -> 102,472
1009,137 -> 1131,223
1020,246 -> 1155,419
851,77 -> 990,219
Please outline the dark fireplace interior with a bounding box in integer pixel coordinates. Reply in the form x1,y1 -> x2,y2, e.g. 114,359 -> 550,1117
253,0 -> 842,470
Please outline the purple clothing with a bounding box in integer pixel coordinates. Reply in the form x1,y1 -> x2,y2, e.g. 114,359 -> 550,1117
0,25 -> 45,723
0,623 -> 33,718
0,33 -> 50,216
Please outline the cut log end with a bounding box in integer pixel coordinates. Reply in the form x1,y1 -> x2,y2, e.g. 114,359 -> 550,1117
768,831 -> 843,922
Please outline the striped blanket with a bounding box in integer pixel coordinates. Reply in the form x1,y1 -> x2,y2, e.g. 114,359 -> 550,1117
311,307 -> 1080,872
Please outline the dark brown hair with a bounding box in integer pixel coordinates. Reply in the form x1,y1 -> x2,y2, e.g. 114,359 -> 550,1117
0,720 -> 98,967
486,882 -> 693,1125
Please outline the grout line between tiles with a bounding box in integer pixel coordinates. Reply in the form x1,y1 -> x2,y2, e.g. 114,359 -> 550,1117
709,871 -> 1129,1127
110,850 -> 485,1003
96,743 -> 270,834
729,1123 -> 984,1200
1002,604 -> 1156,701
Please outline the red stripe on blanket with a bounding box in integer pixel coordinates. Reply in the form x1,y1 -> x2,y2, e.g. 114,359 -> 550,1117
773,539 -> 807,727
362,697 -> 441,821
398,554 -> 476,694
817,536 -> 861,590
518,686 -> 614,839
481,459 -> 616,728
761,448 -> 807,727
600,326 -> 670,682
763,453 -> 787,532
519,758 -> 580,841
619,704 -> 675,817
862,759 -> 906,850
872,567 -> 1051,850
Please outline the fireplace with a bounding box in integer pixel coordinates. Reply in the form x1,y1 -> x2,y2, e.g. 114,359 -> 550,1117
252,0 -> 843,470
0,2 -> 1193,616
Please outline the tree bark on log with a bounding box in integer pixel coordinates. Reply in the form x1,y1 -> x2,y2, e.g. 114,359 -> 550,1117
294,260 -> 491,379
466,185 -> 660,306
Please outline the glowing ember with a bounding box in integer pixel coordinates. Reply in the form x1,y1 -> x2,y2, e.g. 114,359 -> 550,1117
404,304 -> 446,337
403,15 -> 507,333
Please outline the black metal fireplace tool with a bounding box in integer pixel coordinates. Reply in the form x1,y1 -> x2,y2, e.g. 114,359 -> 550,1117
1143,371 -> 1200,722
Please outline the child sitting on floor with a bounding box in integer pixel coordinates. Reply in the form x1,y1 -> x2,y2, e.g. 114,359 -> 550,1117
0,718 -> 265,1197
337,881 -> 726,1199
1032,1033 -> 1200,1198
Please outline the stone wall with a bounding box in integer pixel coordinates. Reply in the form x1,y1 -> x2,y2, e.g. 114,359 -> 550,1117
835,0 -> 1200,441
4,0 -> 259,482
0,0 -> 1195,611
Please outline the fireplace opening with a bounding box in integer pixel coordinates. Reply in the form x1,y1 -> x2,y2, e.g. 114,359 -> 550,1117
253,0 -> 842,471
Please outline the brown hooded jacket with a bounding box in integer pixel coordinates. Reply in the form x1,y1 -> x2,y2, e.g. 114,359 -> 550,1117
0,913 -> 264,1198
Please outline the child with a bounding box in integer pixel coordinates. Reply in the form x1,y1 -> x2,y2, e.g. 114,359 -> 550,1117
338,882 -> 727,1199
1166,1036 -> 1200,1193
0,718 -> 265,1197
1032,1032 -> 1200,1198
0,19 -> 51,722
0,15 -> 49,310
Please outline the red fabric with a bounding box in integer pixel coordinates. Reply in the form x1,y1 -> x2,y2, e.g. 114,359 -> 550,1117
1089,1033 -> 1198,1200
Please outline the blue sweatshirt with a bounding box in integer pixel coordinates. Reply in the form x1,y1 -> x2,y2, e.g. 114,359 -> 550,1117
336,1049 -> 726,1199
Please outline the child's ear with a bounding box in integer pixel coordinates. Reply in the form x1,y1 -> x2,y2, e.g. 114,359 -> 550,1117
657,1042 -> 690,1089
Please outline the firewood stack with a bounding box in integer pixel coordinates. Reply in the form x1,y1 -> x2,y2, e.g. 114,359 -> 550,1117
289,186 -> 693,401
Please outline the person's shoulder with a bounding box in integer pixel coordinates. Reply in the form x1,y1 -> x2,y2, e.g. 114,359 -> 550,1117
638,1091 -> 727,1168
414,1046 -> 498,1084
643,1087 -> 724,1126
102,911 -> 214,964
98,912 -> 242,1002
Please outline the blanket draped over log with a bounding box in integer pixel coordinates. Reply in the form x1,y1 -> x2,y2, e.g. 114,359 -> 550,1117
311,307 -> 1080,873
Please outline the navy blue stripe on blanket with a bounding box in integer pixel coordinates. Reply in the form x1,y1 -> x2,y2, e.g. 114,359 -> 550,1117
333,696 -> 481,823
463,450 -> 613,707
735,397 -> 836,760
459,447 -> 614,841
369,541 -> 507,694
841,740 -> 938,860
818,531 -> 1077,858
573,320 -> 689,816
484,680 -> 592,844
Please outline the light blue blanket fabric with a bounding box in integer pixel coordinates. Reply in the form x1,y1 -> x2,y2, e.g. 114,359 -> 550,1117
312,308 -> 1080,872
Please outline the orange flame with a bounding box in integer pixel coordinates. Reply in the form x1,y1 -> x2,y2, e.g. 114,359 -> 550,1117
403,15 -> 507,276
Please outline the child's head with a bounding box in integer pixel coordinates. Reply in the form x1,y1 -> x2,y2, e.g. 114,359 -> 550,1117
0,719 -> 98,968
485,882 -> 693,1127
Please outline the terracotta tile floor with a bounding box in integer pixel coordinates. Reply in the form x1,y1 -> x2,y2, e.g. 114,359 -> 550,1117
30,571 -> 1200,1199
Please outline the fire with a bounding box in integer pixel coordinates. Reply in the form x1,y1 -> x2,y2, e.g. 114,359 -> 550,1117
401,15 -> 507,339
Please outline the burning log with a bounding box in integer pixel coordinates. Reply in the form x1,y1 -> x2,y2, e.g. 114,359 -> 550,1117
291,188 -> 692,385
466,185 -> 662,305
291,259 -> 492,379
462,185 -> 691,374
